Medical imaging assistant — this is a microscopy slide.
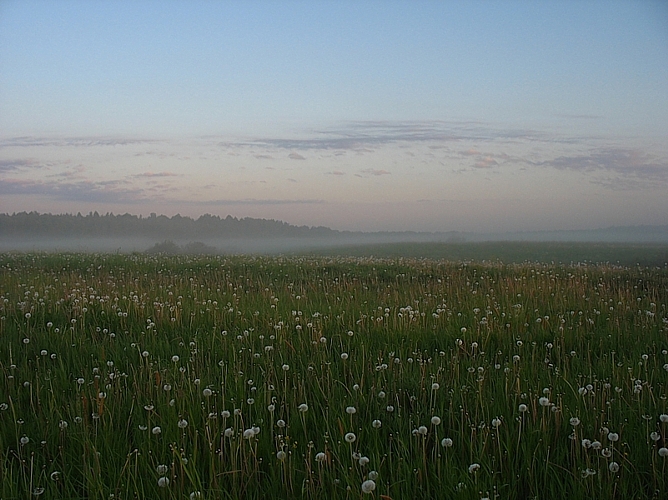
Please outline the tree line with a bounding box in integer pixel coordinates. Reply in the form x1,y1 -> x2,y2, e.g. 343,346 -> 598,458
0,212 -> 336,239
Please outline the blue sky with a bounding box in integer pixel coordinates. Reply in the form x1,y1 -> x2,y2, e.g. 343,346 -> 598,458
1,1 -> 667,232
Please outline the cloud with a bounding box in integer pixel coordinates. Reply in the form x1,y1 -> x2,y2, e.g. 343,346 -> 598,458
287,178 -> 298,183
474,156 -> 499,169
0,159 -> 41,172
326,171 -> 346,176
254,154 -> 273,160
0,178 -> 149,203
539,148 -> 668,186
361,168 -> 391,176
133,171 -> 180,178
288,152 -> 306,160
0,136 -> 157,148
181,198 -> 324,206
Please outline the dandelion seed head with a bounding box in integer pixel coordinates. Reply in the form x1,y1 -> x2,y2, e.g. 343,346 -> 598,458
361,479 -> 376,494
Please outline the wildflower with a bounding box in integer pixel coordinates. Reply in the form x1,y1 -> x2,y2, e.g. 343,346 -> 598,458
659,448 -> 668,457
361,480 -> 376,494
276,450 -> 287,461
491,418 -> 501,428
418,426 -> 428,435
20,436 -> 29,445
268,404 -> 275,413
152,426 -> 161,435
570,417 -> 581,427
608,462 -> 620,473
468,463 -> 481,473
190,492 -> 202,500
386,405 -> 395,412
340,353 -> 349,360
59,420 -> 68,430
608,432 -> 619,442
277,419 -> 286,428
431,416 -> 441,426
368,470 -> 378,480
377,391 -> 386,399
441,437 -> 453,447
224,428 -> 234,437
202,388 -> 212,397
156,464 -> 168,475
359,456 -> 370,466
582,439 -> 591,448
171,355 -> 179,363
298,403 -> 308,412
344,432 -> 356,443
346,406 -> 356,415
431,382 -> 440,391
372,419 -> 382,429
518,404 -> 528,413
538,397 -> 550,407
221,410 -> 230,418
282,364 -> 290,371
178,419 -> 188,429
315,452 -> 326,462
659,414 -> 668,423
157,477 -> 169,487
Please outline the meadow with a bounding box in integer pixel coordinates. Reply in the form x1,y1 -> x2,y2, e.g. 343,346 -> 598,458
1,252 -> 667,499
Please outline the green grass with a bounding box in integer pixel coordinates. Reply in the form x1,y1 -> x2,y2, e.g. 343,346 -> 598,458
304,241 -> 668,267
0,252 -> 667,499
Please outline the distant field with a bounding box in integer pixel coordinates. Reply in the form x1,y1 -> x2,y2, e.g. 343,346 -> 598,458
1,253 -> 667,499
307,241 -> 668,267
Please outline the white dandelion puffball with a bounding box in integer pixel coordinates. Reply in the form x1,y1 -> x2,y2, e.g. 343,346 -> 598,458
418,426 -> 428,435
340,352 -> 349,360
282,364 -> 290,371
202,388 -> 213,397
243,428 -> 255,439
519,404 -> 528,413
608,432 -> 619,442
538,397 -> 550,407
157,477 -> 169,487
361,480 -> 376,494
491,418 -> 501,428
468,463 -> 481,473
659,448 -> 668,457
372,419 -> 382,429
609,462 -> 620,473
152,426 -> 162,435
178,419 -> 188,429
344,432 -> 356,443
315,452 -> 326,462
346,406 -> 356,415
298,403 -> 308,412
156,464 -> 168,475
431,382 -> 440,391
276,450 -> 287,461
359,456 -> 370,466
431,416 -> 441,426
570,417 -> 580,427
441,437 -> 453,447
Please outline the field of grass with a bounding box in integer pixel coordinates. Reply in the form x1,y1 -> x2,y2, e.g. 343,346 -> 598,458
305,241 -> 668,268
1,252 -> 667,499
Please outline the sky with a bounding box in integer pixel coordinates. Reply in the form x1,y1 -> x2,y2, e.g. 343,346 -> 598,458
0,0 -> 667,233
